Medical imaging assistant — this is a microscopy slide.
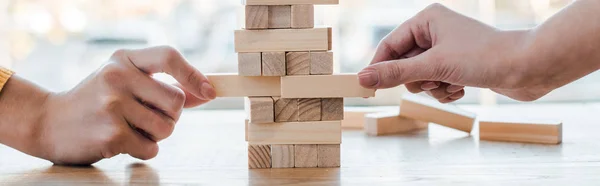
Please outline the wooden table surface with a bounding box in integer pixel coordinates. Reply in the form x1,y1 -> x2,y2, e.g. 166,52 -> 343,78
2,103 -> 600,185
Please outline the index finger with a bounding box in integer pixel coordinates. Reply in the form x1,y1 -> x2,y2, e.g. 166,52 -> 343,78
371,22 -> 417,65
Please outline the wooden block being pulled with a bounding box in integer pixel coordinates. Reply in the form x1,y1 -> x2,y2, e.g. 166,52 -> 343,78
238,53 -> 262,76
322,98 -> 343,121
248,144 -> 271,169
235,28 -> 331,52
364,112 -> 428,136
299,98 -> 321,121
294,144 -> 317,168
262,52 -> 286,76
400,94 -> 476,133
247,97 -> 274,124
317,144 -> 340,168
310,51 -> 333,75
207,74 -> 280,97
268,5 -> 291,28
245,6 -> 268,29
271,145 -> 294,168
273,97 -> 299,122
291,5 -> 314,28
286,52 -> 310,75
247,121 -> 341,144
280,74 -> 376,98
243,0 -> 339,5
479,118 -> 562,144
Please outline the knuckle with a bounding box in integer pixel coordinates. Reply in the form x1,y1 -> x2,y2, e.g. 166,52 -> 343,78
98,63 -> 126,85
170,87 -> 186,110
158,45 -> 182,64
384,62 -> 405,83
99,95 -> 120,112
153,117 -> 176,141
185,70 -> 201,85
100,125 -> 127,148
110,49 -> 129,61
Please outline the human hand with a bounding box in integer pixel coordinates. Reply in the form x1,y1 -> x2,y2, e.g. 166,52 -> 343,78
38,46 -> 215,165
358,3 -> 539,102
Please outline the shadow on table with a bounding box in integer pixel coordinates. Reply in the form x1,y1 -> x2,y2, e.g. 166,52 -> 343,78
248,168 -> 341,186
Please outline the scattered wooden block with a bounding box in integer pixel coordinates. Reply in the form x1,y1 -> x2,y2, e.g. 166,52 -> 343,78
286,52 -> 310,75
207,74 -> 280,97
245,6 -> 268,29
235,28 -> 331,52
400,94 -> 476,133
294,144 -> 318,168
291,5 -> 314,28
243,0 -> 339,5
310,51 -> 333,75
247,121 -> 341,144
280,74 -> 376,98
262,52 -> 286,76
364,112 -> 428,136
248,144 -> 271,169
479,118 -> 562,144
268,5 -> 291,29
317,144 -> 340,168
273,97 -> 299,122
247,97 -> 274,124
238,53 -> 262,76
321,98 -> 343,121
298,98 -> 321,121
342,111 -> 368,130
271,145 -> 294,168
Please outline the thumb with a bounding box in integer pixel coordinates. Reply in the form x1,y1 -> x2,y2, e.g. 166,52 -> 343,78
358,52 -> 437,89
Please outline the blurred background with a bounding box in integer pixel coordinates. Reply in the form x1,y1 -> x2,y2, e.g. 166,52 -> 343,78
1,0 -> 591,109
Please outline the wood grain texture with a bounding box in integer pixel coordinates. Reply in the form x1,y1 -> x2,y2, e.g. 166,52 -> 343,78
245,6 -> 268,29
243,0 -> 339,5
273,97 -> 299,122
271,145 -> 294,168
299,98 -> 321,121
400,94 -> 476,133
280,74 -> 376,98
238,52 -> 262,76
235,28 -> 331,52
317,144 -> 340,168
262,52 -> 286,76
364,112 -> 428,136
291,5 -> 314,28
322,98 -> 343,121
286,52 -> 310,75
294,145 -> 318,168
247,97 -> 274,124
310,51 -> 333,75
248,144 -> 271,169
207,74 -> 280,97
247,121 -> 341,144
479,119 -> 562,144
268,5 -> 291,28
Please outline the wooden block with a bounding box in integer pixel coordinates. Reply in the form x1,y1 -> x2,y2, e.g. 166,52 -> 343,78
294,144 -> 317,168
364,112 -> 428,136
317,144 -> 340,168
262,52 -> 286,76
243,0 -> 339,5
273,97 -> 299,122
291,5 -> 314,28
268,5 -> 291,29
247,97 -> 274,124
280,74 -> 376,98
238,53 -> 262,76
245,6 -> 268,29
271,145 -> 294,168
207,74 -> 280,97
479,118 -> 562,144
399,94 -> 476,133
310,51 -> 333,75
235,28 -> 331,52
247,121 -> 341,144
299,98 -> 321,121
342,111 -> 367,130
286,52 -> 310,75
245,119 -> 249,141
321,98 -> 343,121
248,144 -> 271,169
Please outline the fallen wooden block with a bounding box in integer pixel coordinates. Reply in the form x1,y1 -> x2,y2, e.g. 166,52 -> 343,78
207,74 -> 280,97
317,144 -> 340,168
273,97 -> 299,122
243,0 -> 339,5
399,94 -> 476,133
238,52 -> 262,76
298,98 -> 321,121
310,51 -> 333,75
294,144 -> 318,168
262,52 -> 286,76
364,112 -> 428,136
245,6 -> 268,29
271,144 -> 295,168
247,97 -> 274,124
248,144 -> 271,169
247,121 -> 341,144
291,5 -> 314,28
268,5 -> 291,28
235,28 -> 331,52
286,52 -> 310,75
479,118 -> 562,144
321,98 -> 344,121
280,74 -> 376,98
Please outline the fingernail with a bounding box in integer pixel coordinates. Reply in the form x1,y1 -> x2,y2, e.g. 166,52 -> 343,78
447,85 -> 463,93
358,69 -> 379,88
200,82 -> 216,100
421,82 -> 440,91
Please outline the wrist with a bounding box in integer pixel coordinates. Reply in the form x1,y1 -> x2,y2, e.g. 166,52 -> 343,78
492,29 -> 537,89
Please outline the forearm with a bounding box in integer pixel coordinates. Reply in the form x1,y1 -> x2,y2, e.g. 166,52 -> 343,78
0,76 -> 50,156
